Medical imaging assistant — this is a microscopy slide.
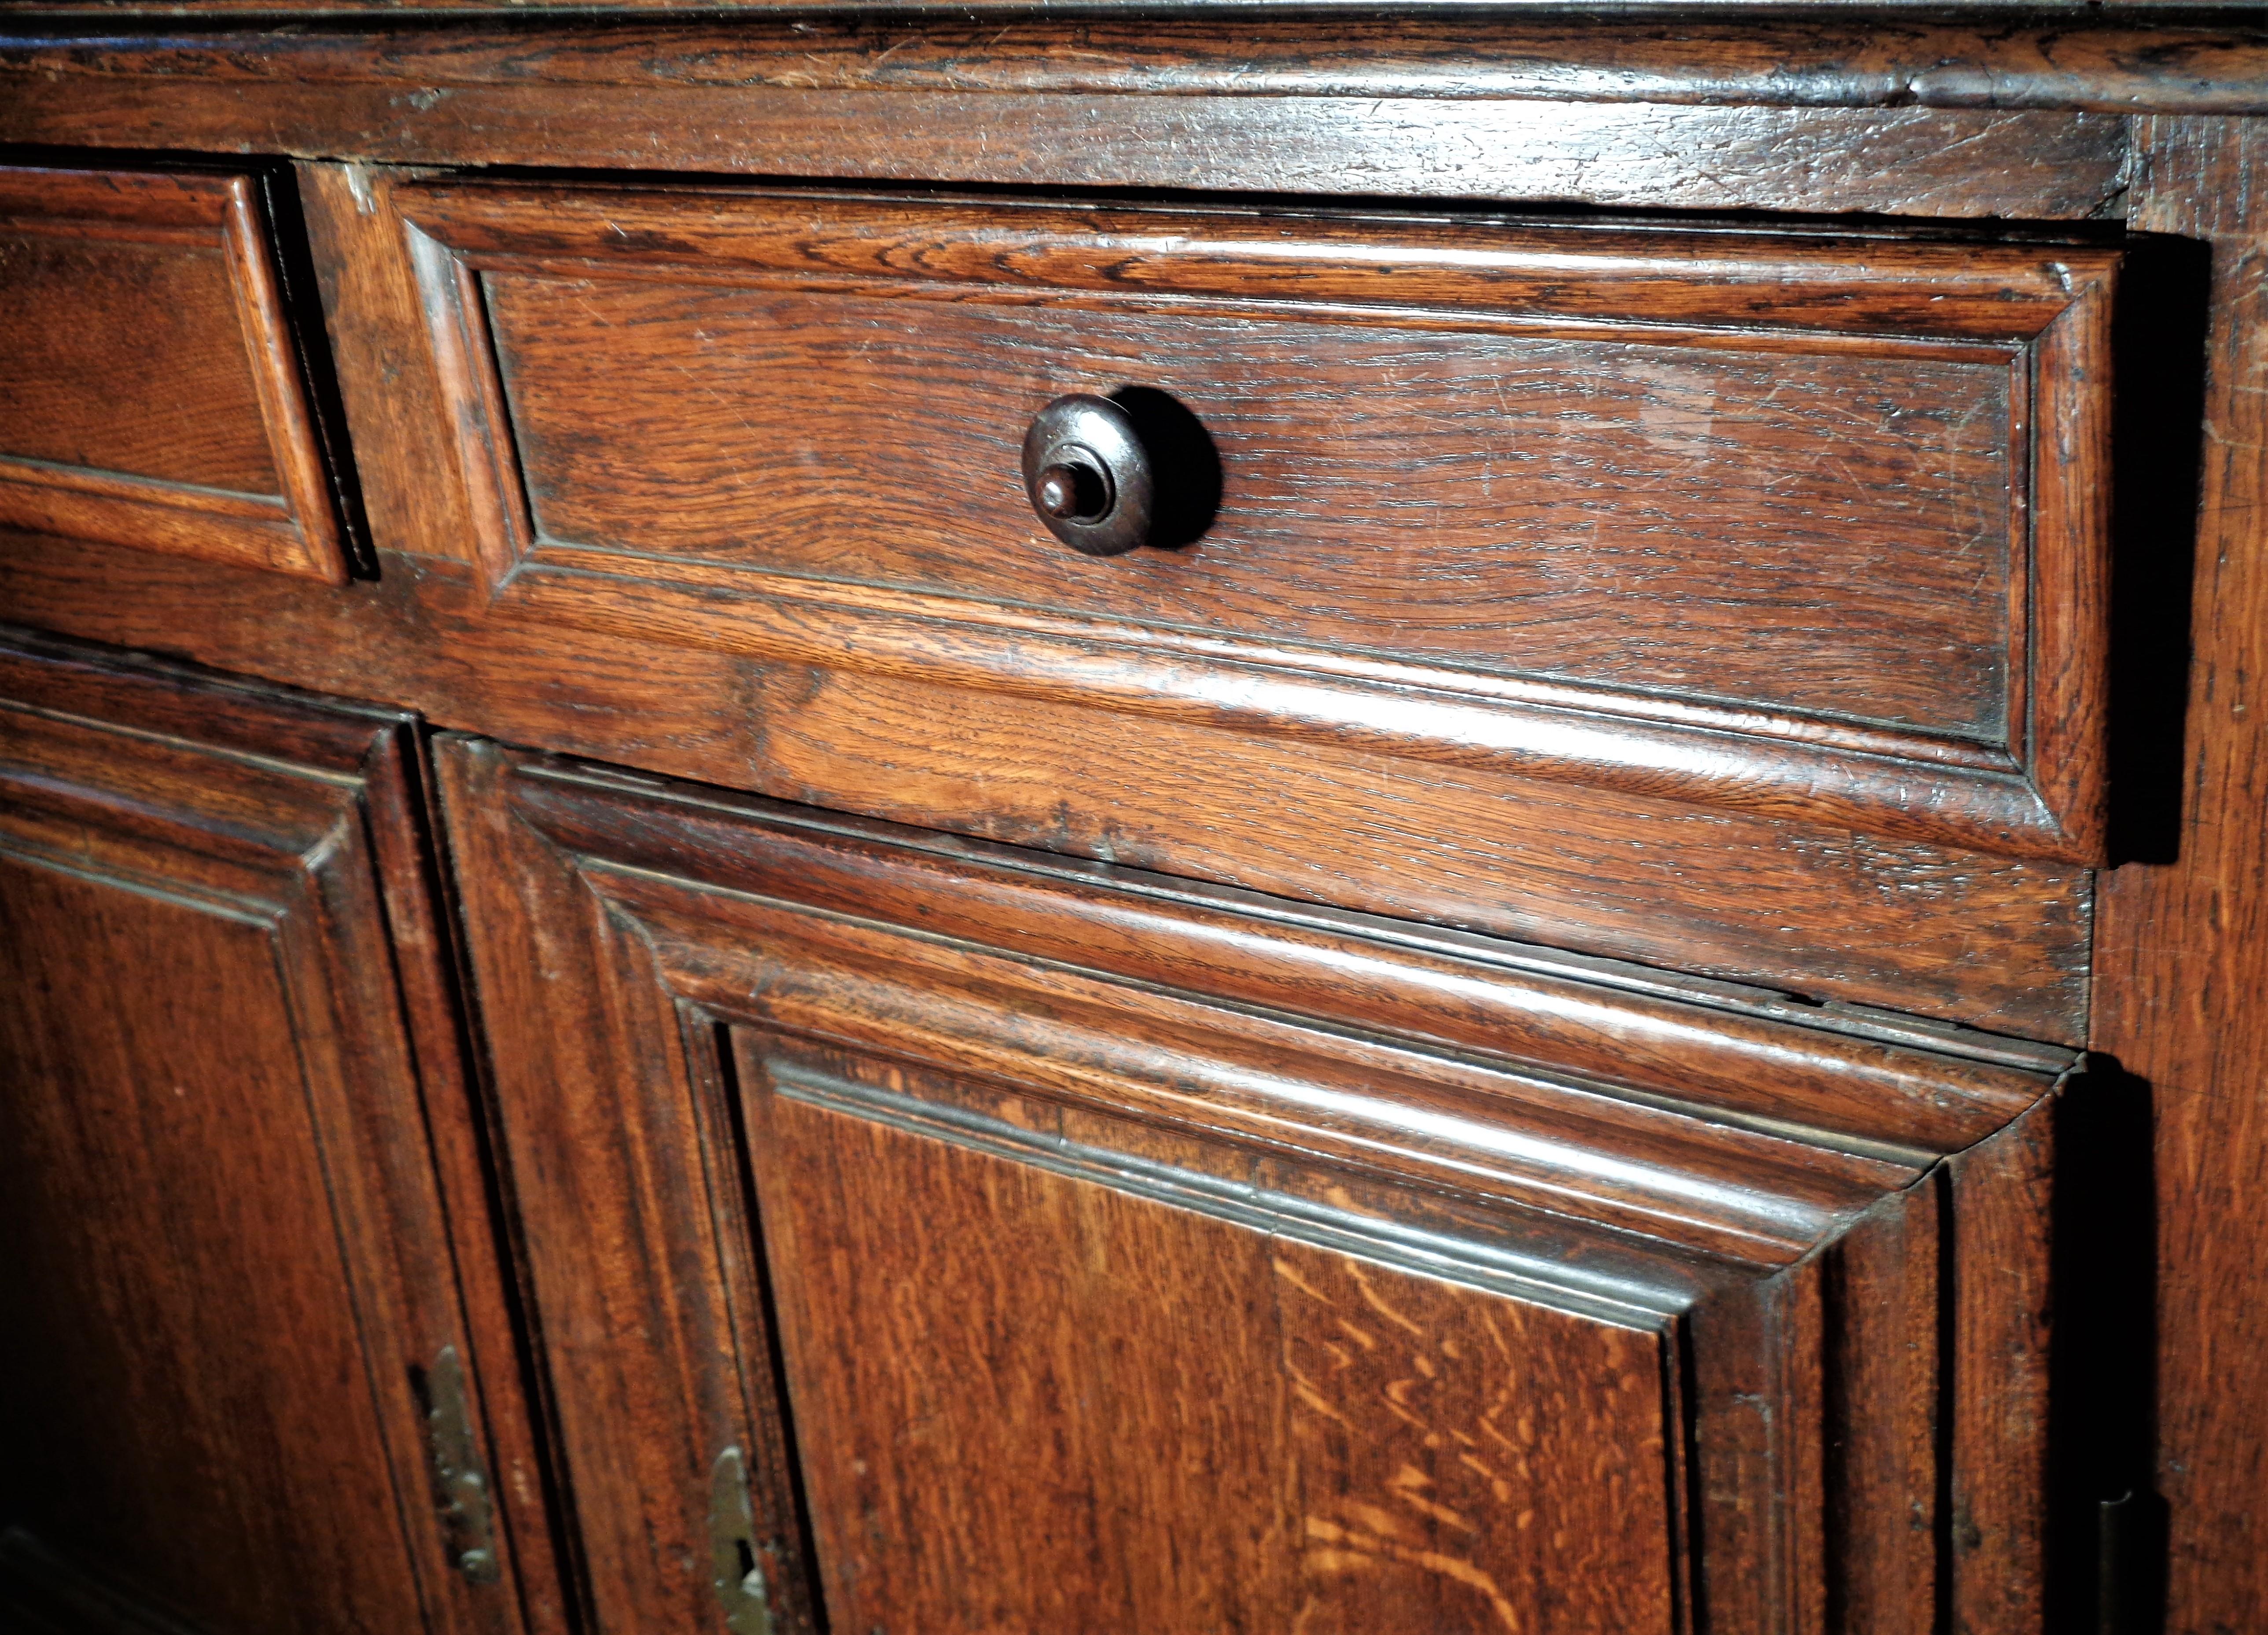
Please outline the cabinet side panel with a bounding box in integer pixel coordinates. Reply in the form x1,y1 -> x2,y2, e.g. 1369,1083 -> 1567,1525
2099,114 -> 2268,1634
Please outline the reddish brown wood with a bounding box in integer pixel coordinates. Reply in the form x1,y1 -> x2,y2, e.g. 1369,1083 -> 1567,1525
1821,1181 -> 1939,1634
0,33 -> 2128,223
0,165 -> 349,581
5,20 -> 2262,1625
295,162 -> 480,580
2094,114 -> 2268,1635
376,179 -> 2120,862
437,733 -> 2073,1633
434,742 -> 828,1635
1944,1101 -> 2058,1634
0,528 -> 2097,1044
0,15 -> 2255,116
743,1049 -> 1679,1633
0,627 -> 544,1635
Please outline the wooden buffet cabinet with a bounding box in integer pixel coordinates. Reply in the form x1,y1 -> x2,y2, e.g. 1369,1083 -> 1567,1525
2,8 -> 2265,1633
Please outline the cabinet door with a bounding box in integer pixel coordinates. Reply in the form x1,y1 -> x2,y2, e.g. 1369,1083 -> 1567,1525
0,630 -> 548,1635
440,735 -> 2077,1634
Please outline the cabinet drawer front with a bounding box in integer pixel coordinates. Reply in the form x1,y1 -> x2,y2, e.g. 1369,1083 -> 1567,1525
398,182 -> 2113,861
440,736 -> 2075,1634
0,164 -> 350,581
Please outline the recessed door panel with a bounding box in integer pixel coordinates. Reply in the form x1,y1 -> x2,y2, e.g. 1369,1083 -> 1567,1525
740,1044 -> 1676,1634
438,733 -> 2071,1633
0,630 -> 540,1635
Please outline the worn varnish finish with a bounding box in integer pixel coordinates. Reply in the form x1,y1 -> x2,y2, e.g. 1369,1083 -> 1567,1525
0,529 -> 2098,1045
0,164 -> 349,580
0,629 -> 549,1635
0,17 -> 2255,114
438,736 -> 2075,1632
0,32 -> 2130,222
3,11 -> 2267,1631
2094,116 -> 2268,1635
376,179 -> 2120,864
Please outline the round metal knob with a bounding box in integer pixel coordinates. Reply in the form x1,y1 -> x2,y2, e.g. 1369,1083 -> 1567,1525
1021,394 -> 1155,556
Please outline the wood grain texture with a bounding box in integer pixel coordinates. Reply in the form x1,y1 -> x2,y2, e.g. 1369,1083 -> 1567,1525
0,532 -> 2097,1044
2094,114 -> 2268,1635
434,740 -> 833,1635
295,161 -> 479,585
486,281 -> 2019,733
499,751 -> 2068,1156
438,733 -> 2072,1633
0,15 -> 2258,115
1944,1101 -> 2058,1635
744,1046 -> 1678,1635
390,180 -> 2116,862
0,165 -> 349,581
0,627 -> 542,1635
0,32 -> 2129,222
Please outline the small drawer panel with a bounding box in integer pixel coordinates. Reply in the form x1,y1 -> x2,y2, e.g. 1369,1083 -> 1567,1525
486,276 -> 2016,741
0,165 -> 348,582
396,183 -> 2115,861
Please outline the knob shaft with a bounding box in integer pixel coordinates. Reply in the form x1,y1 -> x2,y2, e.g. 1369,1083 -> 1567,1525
1021,394 -> 1154,556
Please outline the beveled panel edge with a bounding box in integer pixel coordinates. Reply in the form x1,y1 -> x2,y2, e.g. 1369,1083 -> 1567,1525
513,556 -> 2096,862
502,745 -> 2076,1160
0,459 -> 320,579
765,1052 -> 1687,1327
0,618 -> 407,770
0,160 -> 350,582
397,177 -> 2110,342
612,830 -> 1920,1266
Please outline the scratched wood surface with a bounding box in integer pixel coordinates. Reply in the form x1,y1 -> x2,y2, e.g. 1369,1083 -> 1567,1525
0,27 -> 2131,221
485,270 -> 2020,740
0,15 -> 2239,115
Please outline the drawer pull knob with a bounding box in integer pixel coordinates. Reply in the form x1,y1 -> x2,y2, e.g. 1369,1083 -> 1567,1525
1022,394 -> 1156,556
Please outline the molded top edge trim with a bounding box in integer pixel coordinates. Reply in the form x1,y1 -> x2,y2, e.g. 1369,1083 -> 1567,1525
0,13 -> 2264,117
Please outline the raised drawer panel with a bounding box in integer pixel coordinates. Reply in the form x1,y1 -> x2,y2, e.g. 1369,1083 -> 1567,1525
489,281 -> 2015,740
396,182 -> 2114,862
0,164 -> 350,581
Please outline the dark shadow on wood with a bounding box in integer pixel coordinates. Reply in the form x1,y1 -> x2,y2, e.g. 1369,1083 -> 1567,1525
1108,383 -> 1221,551
2049,1059 -> 2164,1633
2106,232 -> 2211,867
